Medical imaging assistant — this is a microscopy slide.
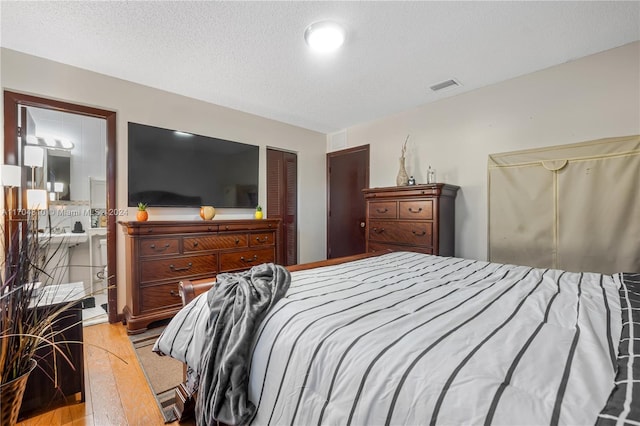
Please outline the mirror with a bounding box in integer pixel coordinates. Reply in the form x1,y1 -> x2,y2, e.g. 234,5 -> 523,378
47,150 -> 71,201
25,106 -> 107,206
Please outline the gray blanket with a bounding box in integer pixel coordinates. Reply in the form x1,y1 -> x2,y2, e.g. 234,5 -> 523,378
195,263 -> 291,426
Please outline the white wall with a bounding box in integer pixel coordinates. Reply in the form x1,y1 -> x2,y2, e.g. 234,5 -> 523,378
1,48 -> 328,313
337,41 -> 640,261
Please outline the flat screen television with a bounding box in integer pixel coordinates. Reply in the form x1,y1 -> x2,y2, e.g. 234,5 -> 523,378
128,122 -> 259,208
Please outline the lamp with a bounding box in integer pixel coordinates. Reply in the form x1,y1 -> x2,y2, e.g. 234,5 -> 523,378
27,189 -> 48,210
304,21 -> 346,53
24,145 -> 45,194
47,182 -> 64,201
1,164 -> 23,253
1,164 -> 22,188
24,145 -> 44,168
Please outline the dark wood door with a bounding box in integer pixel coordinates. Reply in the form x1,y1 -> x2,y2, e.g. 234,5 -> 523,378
327,145 -> 369,258
267,148 -> 297,265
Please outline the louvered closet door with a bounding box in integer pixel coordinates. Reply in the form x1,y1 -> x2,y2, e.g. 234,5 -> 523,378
267,148 -> 298,265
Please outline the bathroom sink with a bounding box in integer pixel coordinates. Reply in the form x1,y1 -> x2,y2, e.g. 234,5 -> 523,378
37,232 -> 88,246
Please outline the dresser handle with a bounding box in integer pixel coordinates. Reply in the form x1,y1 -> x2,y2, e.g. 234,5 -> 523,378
147,228 -> 154,233
150,243 -> 170,251
235,238 -> 240,244
376,207 -> 388,213
373,227 -> 385,234
412,230 -> 426,236
241,255 -> 258,263
169,290 -> 181,297
408,207 -> 423,213
256,236 -> 269,243
170,263 -> 192,272
193,241 -> 199,247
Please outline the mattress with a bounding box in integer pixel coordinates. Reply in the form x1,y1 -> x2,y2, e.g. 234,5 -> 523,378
155,251 -> 639,425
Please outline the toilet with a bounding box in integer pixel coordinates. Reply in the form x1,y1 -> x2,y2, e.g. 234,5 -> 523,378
98,239 -> 108,282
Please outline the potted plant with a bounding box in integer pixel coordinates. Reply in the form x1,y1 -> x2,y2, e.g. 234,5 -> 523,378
136,202 -> 148,221
1,218 -> 82,425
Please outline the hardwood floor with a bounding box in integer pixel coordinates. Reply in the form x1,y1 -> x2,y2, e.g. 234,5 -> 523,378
17,322 -> 194,426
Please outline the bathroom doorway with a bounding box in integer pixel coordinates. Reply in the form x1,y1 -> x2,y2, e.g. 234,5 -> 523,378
3,91 -> 118,324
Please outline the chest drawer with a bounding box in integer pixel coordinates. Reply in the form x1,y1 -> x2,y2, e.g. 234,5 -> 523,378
369,221 -> 433,247
219,247 -> 275,272
368,201 -> 397,219
139,238 -> 180,257
140,254 -> 217,283
184,234 -> 248,252
398,200 -> 433,220
251,232 -> 276,246
368,241 -> 434,255
140,282 -> 184,313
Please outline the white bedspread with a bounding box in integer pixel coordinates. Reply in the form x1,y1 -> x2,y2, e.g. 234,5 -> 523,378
155,251 -> 622,425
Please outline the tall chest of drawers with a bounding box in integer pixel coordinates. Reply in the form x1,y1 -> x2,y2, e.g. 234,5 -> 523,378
362,184 -> 459,256
120,219 -> 280,333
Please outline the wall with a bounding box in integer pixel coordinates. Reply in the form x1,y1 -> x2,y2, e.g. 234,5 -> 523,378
1,48 -> 328,314
336,41 -> 640,261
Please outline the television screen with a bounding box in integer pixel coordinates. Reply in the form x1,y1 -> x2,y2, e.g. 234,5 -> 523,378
128,122 -> 259,208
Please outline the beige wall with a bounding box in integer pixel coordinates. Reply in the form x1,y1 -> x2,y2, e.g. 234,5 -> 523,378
337,41 -> 640,261
0,48 -> 328,313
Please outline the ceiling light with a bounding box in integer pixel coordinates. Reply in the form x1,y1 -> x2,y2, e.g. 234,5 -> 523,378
304,21 -> 346,53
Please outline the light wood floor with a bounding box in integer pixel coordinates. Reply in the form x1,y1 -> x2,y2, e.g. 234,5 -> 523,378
17,322 -> 194,426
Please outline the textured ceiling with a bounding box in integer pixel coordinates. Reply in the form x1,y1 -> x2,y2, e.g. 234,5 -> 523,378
1,1 -> 639,134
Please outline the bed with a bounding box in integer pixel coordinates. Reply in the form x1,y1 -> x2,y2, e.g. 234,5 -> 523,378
153,251 -> 639,425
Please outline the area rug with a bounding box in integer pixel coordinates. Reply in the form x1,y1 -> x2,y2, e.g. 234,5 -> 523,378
129,326 -> 183,423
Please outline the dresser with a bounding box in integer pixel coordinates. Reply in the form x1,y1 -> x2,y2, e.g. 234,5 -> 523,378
120,219 -> 280,333
362,184 -> 459,256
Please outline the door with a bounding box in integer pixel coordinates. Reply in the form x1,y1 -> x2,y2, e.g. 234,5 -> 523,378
266,148 -> 298,265
4,91 -> 118,324
327,145 -> 370,258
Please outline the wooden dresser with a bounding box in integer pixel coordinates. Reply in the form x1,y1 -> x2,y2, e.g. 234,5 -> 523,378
362,184 -> 459,256
119,219 -> 280,333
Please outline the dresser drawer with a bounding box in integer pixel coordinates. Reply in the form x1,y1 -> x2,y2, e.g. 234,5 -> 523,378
140,282 -> 184,312
219,248 -> 275,272
368,201 -> 397,219
184,234 -> 248,252
250,232 -> 276,246
368,241 -> 434,255
369,221 -> 433,247
140,254 -> 217,283
140,238 -> 180,257
398,200 -> 433,220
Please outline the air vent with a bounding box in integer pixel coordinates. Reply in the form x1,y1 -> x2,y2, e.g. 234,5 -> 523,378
429,79 -> 461,92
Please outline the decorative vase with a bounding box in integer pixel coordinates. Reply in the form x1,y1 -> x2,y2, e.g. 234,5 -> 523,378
1,359 -> 37,426
396,156 -> 409,186
200,206 -> 216,220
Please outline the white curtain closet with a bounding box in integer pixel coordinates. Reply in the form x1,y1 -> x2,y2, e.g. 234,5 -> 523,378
488,135 -> 640,274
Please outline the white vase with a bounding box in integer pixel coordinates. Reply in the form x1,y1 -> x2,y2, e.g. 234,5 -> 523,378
396,157 -> 409,186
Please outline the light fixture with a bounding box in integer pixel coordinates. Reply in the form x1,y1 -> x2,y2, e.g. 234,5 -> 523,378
27,189 -> 48,210
304,21 -> 346,53
26,134 -> 75,151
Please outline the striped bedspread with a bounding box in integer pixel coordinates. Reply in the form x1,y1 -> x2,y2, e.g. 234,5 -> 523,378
155,252 -> 638,425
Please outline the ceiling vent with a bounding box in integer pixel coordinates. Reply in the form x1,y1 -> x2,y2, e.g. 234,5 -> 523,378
429,79 -> 461,92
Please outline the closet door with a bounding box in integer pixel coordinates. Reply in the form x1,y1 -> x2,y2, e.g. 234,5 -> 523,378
267,148 -> 297,265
